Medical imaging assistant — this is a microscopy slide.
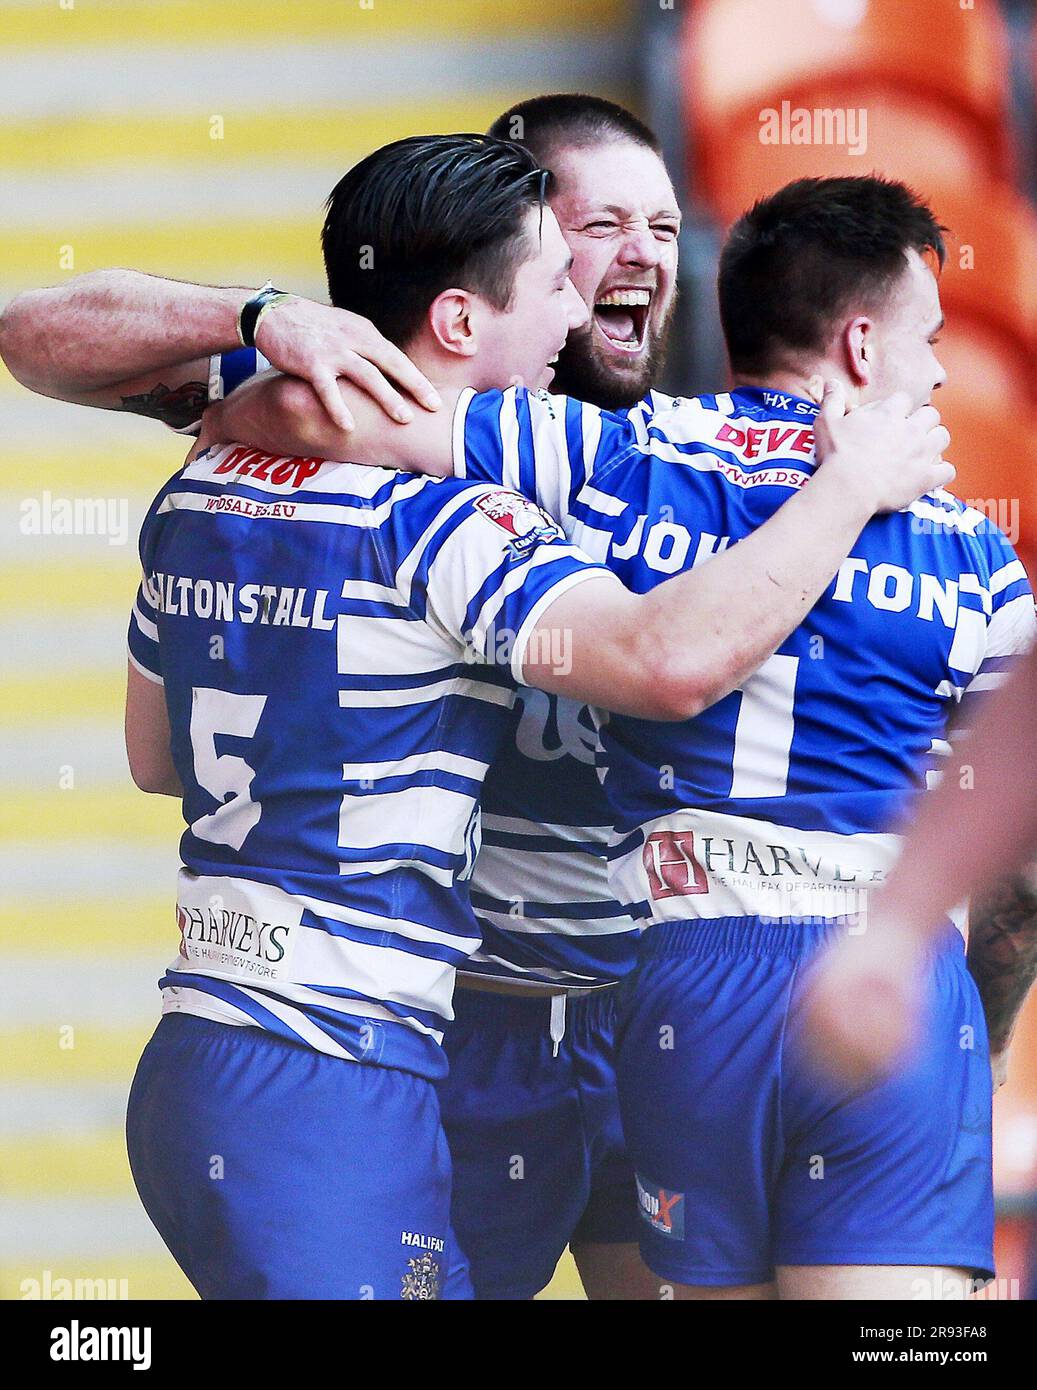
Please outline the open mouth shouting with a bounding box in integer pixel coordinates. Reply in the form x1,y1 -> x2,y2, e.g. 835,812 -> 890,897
593,287 -> 652,354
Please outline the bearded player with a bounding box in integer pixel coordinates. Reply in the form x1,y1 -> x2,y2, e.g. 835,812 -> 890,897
203,175 -> 1020,1300
0,95 -> 684,1299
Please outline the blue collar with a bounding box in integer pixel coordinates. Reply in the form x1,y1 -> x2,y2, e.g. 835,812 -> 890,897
730,385 -> 820,421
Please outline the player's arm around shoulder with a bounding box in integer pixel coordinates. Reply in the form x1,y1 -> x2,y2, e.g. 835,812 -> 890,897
0,271 -> 440,436
198,369 -> 461,475
199,375 -> 588,496
0,270 -> 230,420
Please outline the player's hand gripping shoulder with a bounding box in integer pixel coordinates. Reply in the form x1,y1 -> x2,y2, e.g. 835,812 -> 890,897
813,382 -> 954,513
251,295 -> 441,432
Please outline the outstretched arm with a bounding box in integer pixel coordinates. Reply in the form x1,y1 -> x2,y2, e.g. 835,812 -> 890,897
0,270 -> 249,421
0,269 -> 440,431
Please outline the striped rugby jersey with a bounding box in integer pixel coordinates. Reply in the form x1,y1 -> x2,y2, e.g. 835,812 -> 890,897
460,390 -> 677,989
126,442 -> 609,1078
212,350 -> 670,989
455,384 -> 1037,929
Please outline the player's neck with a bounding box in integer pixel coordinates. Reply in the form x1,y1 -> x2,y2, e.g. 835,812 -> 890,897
410,333 -> 561,397
732,368 -> 842,406
406,335 -> 512,397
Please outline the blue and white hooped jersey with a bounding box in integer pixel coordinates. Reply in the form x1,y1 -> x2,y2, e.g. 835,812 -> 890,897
455,383 -> 1037,930
213,351 -> 667,989
127,441 -> 609,1077
462,392 -> 676,989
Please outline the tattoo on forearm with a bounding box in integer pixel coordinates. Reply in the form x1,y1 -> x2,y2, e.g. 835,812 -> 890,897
119,380 -> 208,430
967,870 -> 1037,1052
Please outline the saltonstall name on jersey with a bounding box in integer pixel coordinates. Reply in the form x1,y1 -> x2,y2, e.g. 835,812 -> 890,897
143,572 -> 337,629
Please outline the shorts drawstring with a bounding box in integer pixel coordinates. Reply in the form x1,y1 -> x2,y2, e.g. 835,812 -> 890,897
549,993 -> 567,1058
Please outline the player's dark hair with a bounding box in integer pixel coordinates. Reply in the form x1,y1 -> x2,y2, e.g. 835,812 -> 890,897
718,175 -> 947,375
322,134 -> 550,347
486,93 -> 661,167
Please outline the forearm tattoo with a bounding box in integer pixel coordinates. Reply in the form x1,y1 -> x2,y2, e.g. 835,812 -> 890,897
967,868 -> 1037,1053
120,380 -> 209,430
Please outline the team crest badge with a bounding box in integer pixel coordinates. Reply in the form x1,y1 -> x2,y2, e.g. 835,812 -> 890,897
400,1253 -> 441,1300
473,490 -> 564,554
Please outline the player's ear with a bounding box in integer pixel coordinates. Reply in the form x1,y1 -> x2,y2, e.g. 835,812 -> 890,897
843,315 -> 873,389
427,288 -> 479,358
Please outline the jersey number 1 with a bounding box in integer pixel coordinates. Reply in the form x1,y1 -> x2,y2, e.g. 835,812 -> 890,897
729,653 -> 799,799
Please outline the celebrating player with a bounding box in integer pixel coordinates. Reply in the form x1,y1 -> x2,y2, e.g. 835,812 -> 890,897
2,135 -> 952,1301
124,146 -> 951,1301
209,175 -> 1025,1301
0,96 -> 689,1300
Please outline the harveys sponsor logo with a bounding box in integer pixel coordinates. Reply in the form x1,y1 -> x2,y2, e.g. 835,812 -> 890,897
642,830 -> 708,899
641,827 -> 884,900
176,902 -> 293,980
473,490 -> 566,554
627,813 -> 890,927
636,1175 -> 685,1240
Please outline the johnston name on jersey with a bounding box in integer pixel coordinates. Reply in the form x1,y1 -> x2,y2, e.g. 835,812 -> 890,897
127,442 -> 609,1077
456,384 -> 1037,930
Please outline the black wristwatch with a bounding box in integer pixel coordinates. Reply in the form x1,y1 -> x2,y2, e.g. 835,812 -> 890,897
237,282 -> 291,348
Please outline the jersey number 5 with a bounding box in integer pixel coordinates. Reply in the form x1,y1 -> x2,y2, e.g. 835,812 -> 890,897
189,687 -> 267,850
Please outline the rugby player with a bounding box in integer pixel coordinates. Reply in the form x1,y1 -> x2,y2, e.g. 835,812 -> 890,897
115,146 -> 951,1302
0,95 -> 686,1300
207,175 -> 1026,1301
2,135 -> 950,1295
210,96 -> 687,1300
384,95 -> 680,1299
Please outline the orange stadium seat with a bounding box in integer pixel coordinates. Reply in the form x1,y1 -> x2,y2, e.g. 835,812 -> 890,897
936,325 -> 1033,417
934,396 -> 1037,562
684,0 -> 1014,226
932,182 -> 1037,403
